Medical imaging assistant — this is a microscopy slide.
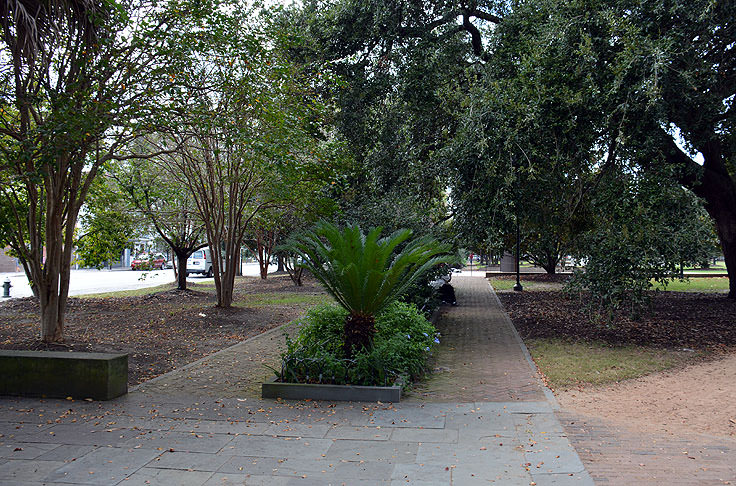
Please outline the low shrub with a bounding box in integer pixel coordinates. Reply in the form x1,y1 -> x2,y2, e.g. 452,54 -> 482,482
277,301 -> 440,387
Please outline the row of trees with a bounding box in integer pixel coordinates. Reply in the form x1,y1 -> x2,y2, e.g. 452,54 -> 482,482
1,0 -> 732,342
0,0 -> 347,341
280,0 -> 733,306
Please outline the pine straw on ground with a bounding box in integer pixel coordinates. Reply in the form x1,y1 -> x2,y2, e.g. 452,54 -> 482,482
0,275 -> 326,385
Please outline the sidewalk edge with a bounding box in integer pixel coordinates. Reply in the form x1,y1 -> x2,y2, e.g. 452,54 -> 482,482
485,280 -> 561,411
129,322 -> 289,393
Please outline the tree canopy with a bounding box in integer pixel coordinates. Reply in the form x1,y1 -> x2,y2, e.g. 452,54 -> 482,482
289,0 -> 734,302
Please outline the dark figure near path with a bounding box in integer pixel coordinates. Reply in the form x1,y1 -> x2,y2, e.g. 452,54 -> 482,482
440,283 -> 457,306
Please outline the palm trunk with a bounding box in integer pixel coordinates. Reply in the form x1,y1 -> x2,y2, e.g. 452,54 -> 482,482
343,312 -> 376,359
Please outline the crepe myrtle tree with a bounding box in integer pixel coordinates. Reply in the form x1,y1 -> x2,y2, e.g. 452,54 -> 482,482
0,0 -> 178,341
147,0 -> 339,307
288,222 -> 455,359
112,153 -> 206,290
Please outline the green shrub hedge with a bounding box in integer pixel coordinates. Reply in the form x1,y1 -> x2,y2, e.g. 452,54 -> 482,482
277,301 -> 440,387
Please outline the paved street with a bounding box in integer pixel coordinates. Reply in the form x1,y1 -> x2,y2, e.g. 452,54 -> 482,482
0,263 -> 277,299
0,276 -> 593,485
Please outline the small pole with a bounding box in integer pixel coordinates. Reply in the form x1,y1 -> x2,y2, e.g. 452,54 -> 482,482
513,218 -> 523,291
512,154 -> 523,292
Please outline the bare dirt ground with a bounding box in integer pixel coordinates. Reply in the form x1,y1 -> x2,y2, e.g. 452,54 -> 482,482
498,282 -> 736,438
557,353 -> 736,439
498,280 -> 736,483
0,275 -> 327,385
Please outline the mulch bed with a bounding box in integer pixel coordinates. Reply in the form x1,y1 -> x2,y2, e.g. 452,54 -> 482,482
498,289 -> 736,349
0,275 -> 326,385
493,274 -> 572,283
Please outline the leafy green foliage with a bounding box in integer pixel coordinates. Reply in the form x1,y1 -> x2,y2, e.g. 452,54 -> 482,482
76,174 -> 139,269
277,0 -> 480,237
0,0 -> 179,340
566,171 -> 719,317
278,302 -> 439,387
150,0 -> 345,305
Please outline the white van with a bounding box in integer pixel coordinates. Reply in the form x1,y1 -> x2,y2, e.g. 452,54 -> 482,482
187,248 -> 214,277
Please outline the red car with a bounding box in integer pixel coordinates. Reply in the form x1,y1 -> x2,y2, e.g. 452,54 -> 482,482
131,252 -> 167,270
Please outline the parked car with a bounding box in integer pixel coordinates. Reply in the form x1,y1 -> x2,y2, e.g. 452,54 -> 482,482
187,248 -> 214,277
131,252 -> 167,270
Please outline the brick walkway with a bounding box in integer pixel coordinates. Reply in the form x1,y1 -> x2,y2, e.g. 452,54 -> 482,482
407,276 -> 548,402
132,324 -> 296,399
557,411 -> 736,485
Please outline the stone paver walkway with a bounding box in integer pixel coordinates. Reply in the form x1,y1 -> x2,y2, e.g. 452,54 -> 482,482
0,276 -> 593,485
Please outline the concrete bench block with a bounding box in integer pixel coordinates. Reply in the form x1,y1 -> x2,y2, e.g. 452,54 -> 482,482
0,350 -> 128,400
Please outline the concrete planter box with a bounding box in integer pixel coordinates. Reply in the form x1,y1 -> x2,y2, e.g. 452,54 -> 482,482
262,378 -> 401,402
0,350 -> 128,400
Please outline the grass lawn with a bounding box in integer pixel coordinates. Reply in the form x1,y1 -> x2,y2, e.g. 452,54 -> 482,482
80,283 -> 327,308
490,276 -> 728,293
233,292 -> 328,307
653,277 -> 729,292
526,337 -> 702,390
77,282 -> 179,298
489,278 -> 535,291
683,269 -> 728,274
684,261 -> 726,271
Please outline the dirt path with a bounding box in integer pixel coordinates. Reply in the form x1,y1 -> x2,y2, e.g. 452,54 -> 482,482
557,353 -> 736,439
554,347 -> 736,485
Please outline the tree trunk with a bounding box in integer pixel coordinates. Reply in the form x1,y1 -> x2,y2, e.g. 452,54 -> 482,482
711,209 -> 736,299
256,230 -> 274,280
284,255 -> 303,286
176,252 -> 188,290
219,249 -> 237,308
343,312 -> 376,359
39,242 -> 72,343
669,137 -> 736,299
40,285 -> 63,342
277,255 -> 284,272
542,263 -> 557,274
40,185 -> 66,342
542,254 -> 558,274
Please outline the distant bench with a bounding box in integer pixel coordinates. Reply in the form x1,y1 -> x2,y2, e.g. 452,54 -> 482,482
0,350 -> 128,400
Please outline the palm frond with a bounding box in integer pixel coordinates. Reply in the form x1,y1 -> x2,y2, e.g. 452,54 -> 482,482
0,0 -> 110,59
286,222 -> 454,317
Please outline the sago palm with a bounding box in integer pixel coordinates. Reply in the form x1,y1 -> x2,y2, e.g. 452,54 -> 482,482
289,222 -> 454,358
